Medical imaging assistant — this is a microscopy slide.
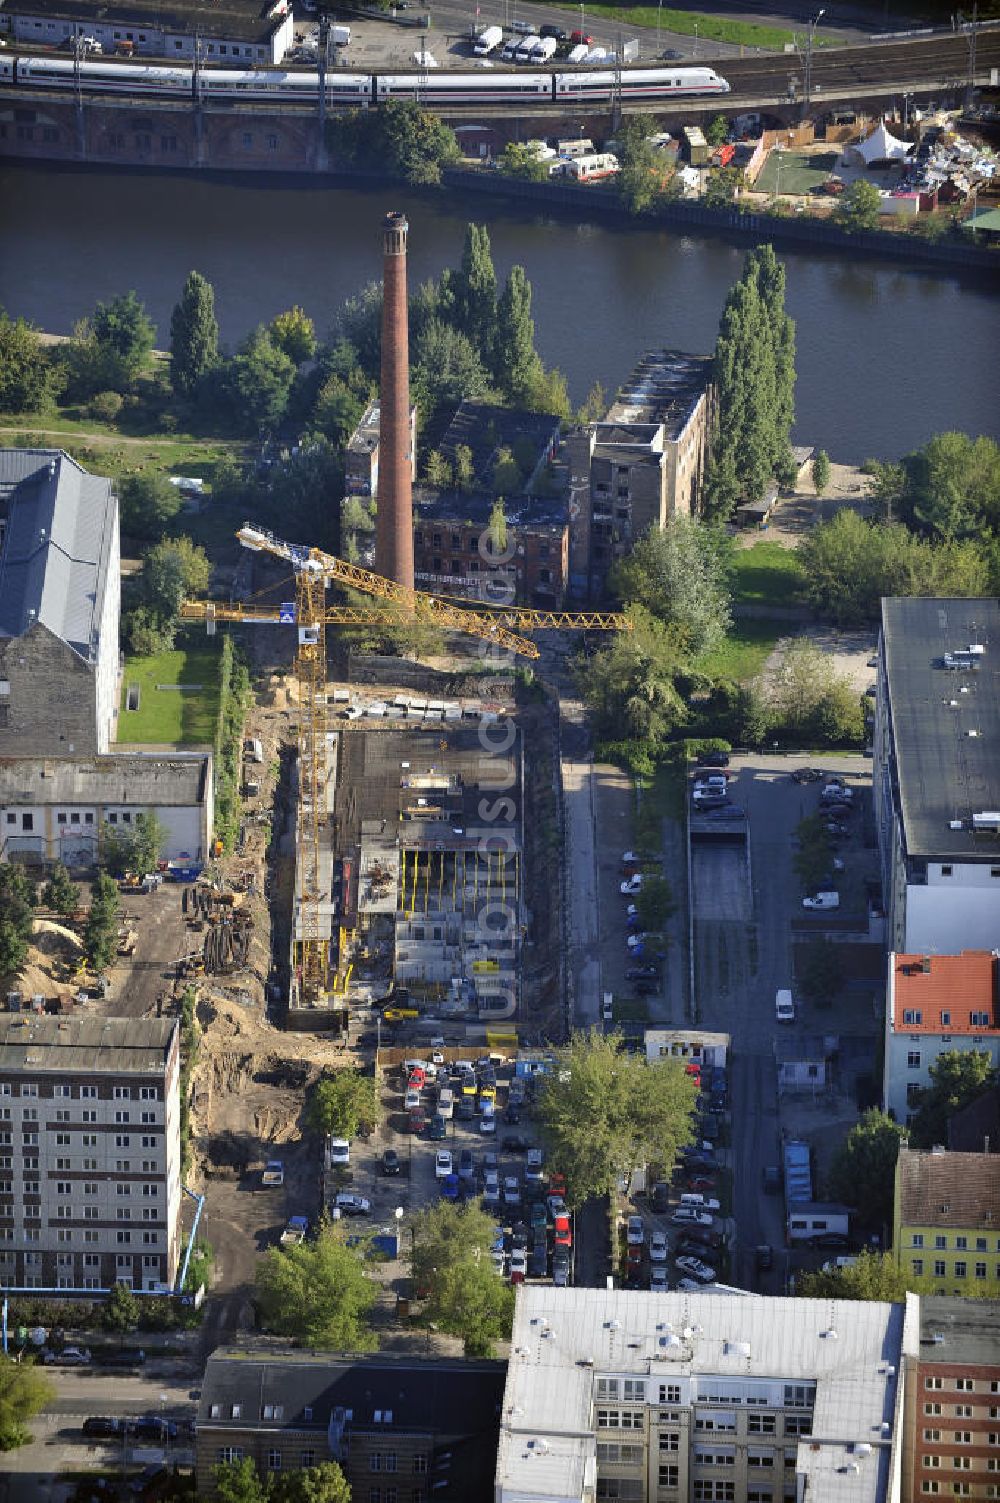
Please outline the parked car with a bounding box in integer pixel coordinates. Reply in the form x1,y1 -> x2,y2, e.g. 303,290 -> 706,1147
552,1248 -> 571,1286
334,1193 -> 371,1216
649,1229 -> 669,1263
680,1193 -> 721,1212
698,751 -> 730,766
458,1149 -> 475,1181
680,1225 -> 723,1249
328,1137 -> 350,1166
82,1416 -> 124,1438
810,1232 -> 850,1249
526,1147 -> 544,1182
504,1134 -> 530,1152
620,875 -> 643,895
435,1149 -> 453,1179
626,1214 -> 644,1246
428,1114 -> 446,1140
540,22 -> 567,38
132,1416 -> 178,1441
626,965 -> 659,981
671,1207 -> 714,1228
755,1244 -> 774,1270
503,1175 -> 522,1207
802,891 -> 840,910
675,1255 -> 716,1282
44,1346 -> 91,1366
528,1230 -> 548,1278
404,1087 -> 422,1110
93,1347 -> 146,1367
483,1169 -> 501,1207
649,1263 -> 670,1289
382,1148 -> 400,1176
510,1247 -> 528,1284
553,1213 -> 572,1248
650,1181 -> 670,1213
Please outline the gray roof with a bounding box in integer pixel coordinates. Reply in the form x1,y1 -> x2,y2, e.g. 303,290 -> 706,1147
499,1287 -> 911,1503
0,754 -> 209,807
881,597 -> 1000,861
604,349 -> 712,440
0,1016 -> 176,1076
7,0 -> 287,43
0,449 -> 116,665
917,1294 -> 1000,1368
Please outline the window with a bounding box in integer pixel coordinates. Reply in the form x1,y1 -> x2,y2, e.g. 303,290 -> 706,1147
692,1486 -> 735,1503
370,1457 -> 382,1473
921,1486 -> 939,1496
924,1457 -> 941,1470
81,1087 -> 96,1099
115,1135 -> 130,1147
955,1236 -> 967,1250
956,1379 -> 974,1392
82,1111 -> 96,1124
658,1385 -> 681,1404
231,1405 -> 242,1420
267,1450 -> 281,1471
413,1457 -> 427,1474
748,1415 -> 777,1435
955,1261 -> 967,1278
218,1449 -> 244,1465
384,1455 -> 396,1473
659,1465 -> 679,1487
115,1111 -> 130,1124
903,1010 -> 922,1025
934,1261 -> 946,1277
54,1086 -> 71,1099
783,1415 -> 811,1437
907,1051 -> 921,1068
955,1432 -> 972,1445
116,1231 -> 131,1244
262,1405 -> 284,1421
935,1236 -> 947,1249
20,1085 -> 37,1099
954,1404 -> 973,1418
113,1087 -> 130,1100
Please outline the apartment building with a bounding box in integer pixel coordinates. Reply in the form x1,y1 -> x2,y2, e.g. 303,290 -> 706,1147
196,1347 -> 506,1501
495,1286 -> 912,1503
883,951 -> 1000,1127
900,1295 -> 1000,1503
872,599 -> 1000,954
0,1017 -> 181,1292
893,1147 -> 1000,1295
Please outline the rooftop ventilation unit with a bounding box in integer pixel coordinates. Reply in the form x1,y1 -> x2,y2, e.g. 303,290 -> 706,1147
972,812 -> 1000,832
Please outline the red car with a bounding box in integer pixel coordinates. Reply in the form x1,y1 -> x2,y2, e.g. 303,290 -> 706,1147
570,29 -> 593,43
407,1068 -> 426,1090
549,1171 -> 567,1199
687,1175 -> 717,1192
553,1213 -> 572,1249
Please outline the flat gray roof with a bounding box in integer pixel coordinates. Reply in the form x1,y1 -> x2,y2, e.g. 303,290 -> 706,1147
881,597 -> 1000,861
0,754 -> 210,807
0,449 -> 116,665
0,1016 -> 177,1075
918,1294 -> 1000,1368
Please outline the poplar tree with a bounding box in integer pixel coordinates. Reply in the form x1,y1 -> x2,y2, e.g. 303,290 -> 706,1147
169,270 -> 220,399
455,223 -> 497,359
494,264 -> 541,402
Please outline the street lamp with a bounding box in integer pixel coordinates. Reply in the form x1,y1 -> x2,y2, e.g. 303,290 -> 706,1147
804,7 -> 825,112
693,20 -> 699,56
657,0 -> 661,52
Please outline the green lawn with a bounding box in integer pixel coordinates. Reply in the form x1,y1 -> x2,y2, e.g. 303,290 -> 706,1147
731,541 -> 806,607
754,150 -> 841,196
119,639 -> 222,745
695,619 -> 783,682
584,3 -> 802,49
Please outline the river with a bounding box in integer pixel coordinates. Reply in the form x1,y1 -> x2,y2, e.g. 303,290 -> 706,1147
2,161 -> 998,461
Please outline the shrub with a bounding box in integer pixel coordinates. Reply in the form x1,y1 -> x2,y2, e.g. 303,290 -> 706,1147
87,390 -> 124,423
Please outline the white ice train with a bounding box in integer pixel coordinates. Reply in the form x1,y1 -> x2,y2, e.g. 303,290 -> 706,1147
3,53 -> 730,106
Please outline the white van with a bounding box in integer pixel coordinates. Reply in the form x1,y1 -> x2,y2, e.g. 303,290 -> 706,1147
515,34 -> 540,60
437,1086 -> 454,1120
775,989 -> 796,1023
500,39 -> 519,59
244,737 -> 264,764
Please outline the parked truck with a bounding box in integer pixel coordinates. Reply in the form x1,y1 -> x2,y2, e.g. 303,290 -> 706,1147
279,1216 -> 309,1246
473,24 -> 502,54
261,1160 -> 285,1187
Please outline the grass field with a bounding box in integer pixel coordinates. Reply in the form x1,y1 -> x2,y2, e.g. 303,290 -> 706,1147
118,640 -> 222,745
731,541 -> 806,606
585,3 -> 801,49
754,150 -> 841,196
695,619 -> 783,682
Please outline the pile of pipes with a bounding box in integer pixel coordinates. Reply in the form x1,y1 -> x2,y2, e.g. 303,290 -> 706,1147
182,884 -> 254,975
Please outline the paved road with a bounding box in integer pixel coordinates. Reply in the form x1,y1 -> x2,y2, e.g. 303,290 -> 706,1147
561,695 -> 601,1031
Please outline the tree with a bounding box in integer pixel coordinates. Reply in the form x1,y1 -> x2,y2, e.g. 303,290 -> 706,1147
412,1201 -> 514,1357
0,310 -> 53,413
312,343 -> 375,449
169,270 -> 220,399
140,536 -> 210,618
575,604 -> 689,747
536,1030 -> 699,1204
0,866 -> 36,978
269,306 -> 317,365
84,871 -> 119,972
328,98 -> 459,184
42,863 -> 80,918
827,1110 -> 907,1229
272,1464 -> 352,1503
102,1280 -> 140,1336
812,449 -> 831,495
616,119 -> 672,215
796,938 -> 845,1006
909,1050 -> 997,1148
769,639 -> 863,746
411,318 -> 491,420
453,223 -> 497,355
796,1250 -> 921,1302
491,450 -> 521,500
423,449 -> 452,489
254,1225 -> 377,1348
453,443 -> 475,491
0,1355 -> 55,1451
703,165 -> 743,208
836,178 -> 883,232
117,473 -> 183,538
901,431 -> 1000,541
518,362 -> 573,420
498,141 -> 549,181
705,114 -> 729,146
577,382 -> 606,424
215,1458 -> 270,1503
609,518 -> 733,658
636,875 -> 676,934
88,291 -> 156,389
306,1070 -> 380,1140
493,265 -> 542,402
792,814 -> 836,892
228,325 -> 296,434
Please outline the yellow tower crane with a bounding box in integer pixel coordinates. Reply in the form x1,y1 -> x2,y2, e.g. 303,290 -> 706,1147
182,522 -> 631,1007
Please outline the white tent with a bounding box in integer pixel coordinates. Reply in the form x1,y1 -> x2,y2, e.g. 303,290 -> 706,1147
853,122 -> 913,165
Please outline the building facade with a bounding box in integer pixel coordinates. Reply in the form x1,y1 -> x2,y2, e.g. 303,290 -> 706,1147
565,350 -> 714,598
345,400 -> 417,501
413,503 -> 569,608
883,951 -> 1000,1127
900,1295 -> 1000,1503
0,449 -> 119,759
196,1347 -> 506,1501
872,599 -> 1000,955
894,1147 -> 1000,1296
0,0 -> 294,63
496,1286 -> 912,1503
0,753 -> 214,866
0,1017 -> 182,1292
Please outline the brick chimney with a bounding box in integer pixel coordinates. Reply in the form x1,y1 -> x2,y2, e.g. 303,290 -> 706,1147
374,211 -> 415,594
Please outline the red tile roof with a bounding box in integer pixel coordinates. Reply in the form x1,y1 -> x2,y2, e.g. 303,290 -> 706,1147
891,951 -> 998,1035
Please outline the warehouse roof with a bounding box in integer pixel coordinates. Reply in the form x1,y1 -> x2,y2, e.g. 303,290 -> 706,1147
896,1146 -> 1000,1229
0,754 -> 210,807
0,1016 -> 176,1075
890,950 -> 998,1035
0,450 -> 117,665
3,0 -> 289,43
881,597 -> 1000,861
604,349 -> 712,440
